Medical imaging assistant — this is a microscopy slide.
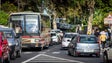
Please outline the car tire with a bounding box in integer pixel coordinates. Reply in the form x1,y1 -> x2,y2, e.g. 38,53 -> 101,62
39,47 -> 43,51
73,50 -> 78,57
68,49 -> 71,56
11,50 -> 16,60
16,49 -> 21,58
4,53 -> 10,63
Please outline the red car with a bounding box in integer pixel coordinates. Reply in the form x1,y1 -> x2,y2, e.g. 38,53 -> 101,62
0,32 -> 10,63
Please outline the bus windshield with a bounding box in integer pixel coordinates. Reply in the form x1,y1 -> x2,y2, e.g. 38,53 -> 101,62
25,15 -> 39,33
10,14 -> 39,35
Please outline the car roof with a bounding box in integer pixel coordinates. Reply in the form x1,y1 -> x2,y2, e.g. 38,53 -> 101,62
0,28 -> 14,31
65,32 -> 79,35
79,34 -> 96,37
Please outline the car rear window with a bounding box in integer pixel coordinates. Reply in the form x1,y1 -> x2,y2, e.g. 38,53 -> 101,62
80,36 -> 97,43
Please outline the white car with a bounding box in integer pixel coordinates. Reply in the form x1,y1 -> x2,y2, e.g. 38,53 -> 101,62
51,32 -> 60,44
61,32 -> 78,49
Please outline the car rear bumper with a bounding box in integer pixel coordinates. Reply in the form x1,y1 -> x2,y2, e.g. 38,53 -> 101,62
75,51 -> 100,56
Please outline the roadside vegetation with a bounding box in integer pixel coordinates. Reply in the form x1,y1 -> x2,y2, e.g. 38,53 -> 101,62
0,0 -> 112,30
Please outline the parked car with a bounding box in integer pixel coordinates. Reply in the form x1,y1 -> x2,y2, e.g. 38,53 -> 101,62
0,32 -> 10,63
68,34 -> 100,57
0,28 -> 21,59
61,32 -> 79,49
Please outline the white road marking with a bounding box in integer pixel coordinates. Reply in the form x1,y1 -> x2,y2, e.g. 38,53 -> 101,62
38,52 -> 46,54
22,54 -> 85,63
23,52 -> 33,54
22,54 -> 43,63
52,51 -> 60,54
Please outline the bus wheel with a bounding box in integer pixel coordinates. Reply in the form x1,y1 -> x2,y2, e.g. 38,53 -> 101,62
39,47 -> 43,51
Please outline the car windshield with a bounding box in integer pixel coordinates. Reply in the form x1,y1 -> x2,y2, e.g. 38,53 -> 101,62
0,30 -> 14,38
64,34 -> 76,38
51,33 -> 56,36
80,36 -> 97,43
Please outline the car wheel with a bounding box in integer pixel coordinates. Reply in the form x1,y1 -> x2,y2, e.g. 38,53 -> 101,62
0,56 -> 3,63
68,48 -> 71,56
16,49 -> 21,58
4,53 -> 10,63
11,50 -> 16,60
68,50 -> 71,56
73,50 -> 78,57
39,47 -> 43,51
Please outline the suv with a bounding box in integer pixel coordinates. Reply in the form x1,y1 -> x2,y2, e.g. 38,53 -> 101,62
0,32 -> 10,63
0,28 -> 21,59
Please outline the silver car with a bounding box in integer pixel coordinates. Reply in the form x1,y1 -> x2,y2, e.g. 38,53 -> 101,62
61,32 -> 78,49
68,34 -> 100,57
0,28 -> 22,59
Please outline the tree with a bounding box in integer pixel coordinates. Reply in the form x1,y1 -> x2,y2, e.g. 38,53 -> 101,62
0,11 -> 8,25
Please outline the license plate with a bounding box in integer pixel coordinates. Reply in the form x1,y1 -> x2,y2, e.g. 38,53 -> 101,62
84,49 -> 93,52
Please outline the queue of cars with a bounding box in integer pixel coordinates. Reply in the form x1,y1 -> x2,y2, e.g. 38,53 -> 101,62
0,26 -> 108,62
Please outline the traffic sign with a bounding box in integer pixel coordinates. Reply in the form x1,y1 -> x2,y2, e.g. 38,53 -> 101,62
104,18 -> 112,24
104,14 -> 112,25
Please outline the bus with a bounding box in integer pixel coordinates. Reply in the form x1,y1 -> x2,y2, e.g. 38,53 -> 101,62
8,11 -> 52,50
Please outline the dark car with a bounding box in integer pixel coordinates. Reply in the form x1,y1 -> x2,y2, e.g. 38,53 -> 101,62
68,34 -> 100,57
0,28 -> 22,59
0,32 -> 10,63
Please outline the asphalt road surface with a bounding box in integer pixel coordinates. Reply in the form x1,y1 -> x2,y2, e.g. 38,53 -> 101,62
11,44 -> 104,63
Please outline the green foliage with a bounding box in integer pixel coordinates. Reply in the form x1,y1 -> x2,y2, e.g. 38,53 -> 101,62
2,1 -> 17,13
0,11 -> 9,25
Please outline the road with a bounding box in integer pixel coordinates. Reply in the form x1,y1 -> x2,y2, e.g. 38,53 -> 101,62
11,44 -> 104,63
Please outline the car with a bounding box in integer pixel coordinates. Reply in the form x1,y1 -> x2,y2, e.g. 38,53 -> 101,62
0,28 -> 22,59
61,32 -> 79,49
68,34 -> 100,57
50,29 -> 63,37
0,32 -> 10,63
51,32 -> 61,45
103,42 -> 112,63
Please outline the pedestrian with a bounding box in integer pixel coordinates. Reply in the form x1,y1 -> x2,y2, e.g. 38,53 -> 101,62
99,31 -> 107,49
94,29 -> 100,37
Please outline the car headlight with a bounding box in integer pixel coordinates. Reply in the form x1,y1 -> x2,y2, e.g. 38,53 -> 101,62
8,43 -> 13,46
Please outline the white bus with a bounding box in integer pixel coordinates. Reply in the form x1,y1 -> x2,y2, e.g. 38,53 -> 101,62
8,12 -> 52,50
